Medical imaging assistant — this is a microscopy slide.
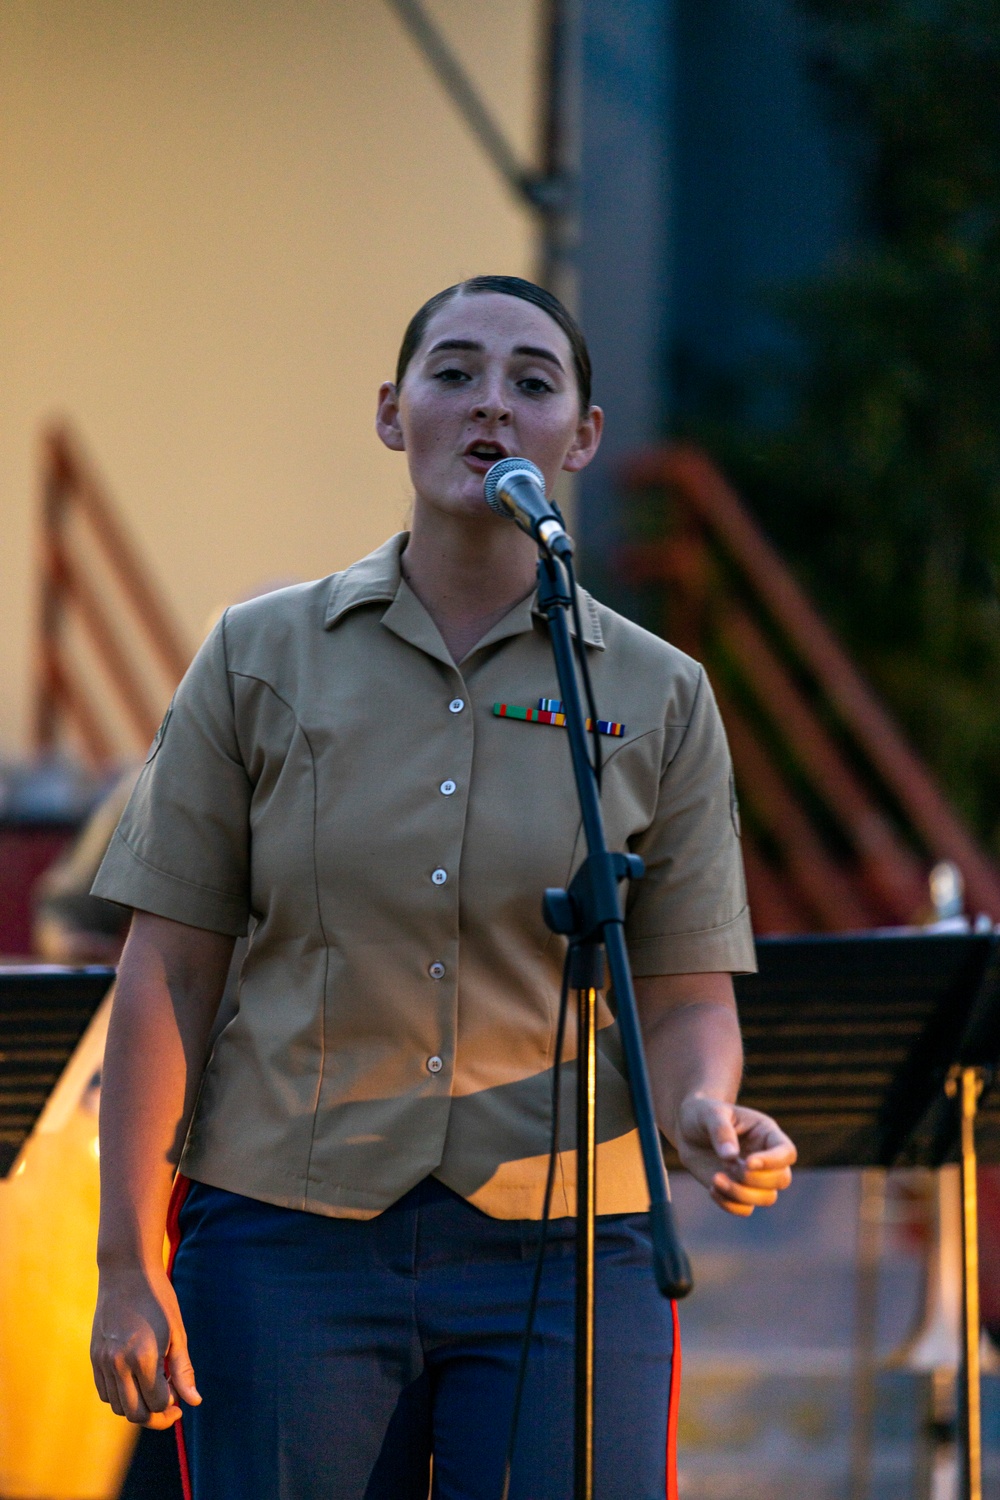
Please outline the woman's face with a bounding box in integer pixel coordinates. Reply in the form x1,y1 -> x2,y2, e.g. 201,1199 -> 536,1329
376,291 -> 602,524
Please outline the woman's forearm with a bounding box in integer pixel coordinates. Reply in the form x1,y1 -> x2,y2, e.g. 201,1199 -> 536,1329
634,972 -> 743,1147
635,971 -> 795,1218
97,913 -> 234,1271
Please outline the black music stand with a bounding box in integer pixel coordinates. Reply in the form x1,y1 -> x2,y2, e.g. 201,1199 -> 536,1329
0,964 -> 115,1176
725,931 -> 1000,1500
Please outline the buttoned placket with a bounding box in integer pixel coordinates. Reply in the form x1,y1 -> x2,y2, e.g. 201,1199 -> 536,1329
423,668 -> 474,1088
373,579 -> 504,1106
346,566 -> 602,1128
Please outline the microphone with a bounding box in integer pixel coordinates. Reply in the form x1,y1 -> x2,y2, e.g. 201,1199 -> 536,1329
483,457 -> 574,558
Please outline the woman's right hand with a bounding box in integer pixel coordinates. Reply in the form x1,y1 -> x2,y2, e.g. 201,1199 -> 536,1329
91,1264 -> 201,1428
91,913 -> 232,1426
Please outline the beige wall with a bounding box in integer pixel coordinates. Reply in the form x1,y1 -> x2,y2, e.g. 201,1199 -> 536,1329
0,0 -> 539,757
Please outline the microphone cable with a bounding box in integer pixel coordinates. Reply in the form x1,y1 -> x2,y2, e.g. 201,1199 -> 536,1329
500,945 -> 572,1500
563,553 -> 603,794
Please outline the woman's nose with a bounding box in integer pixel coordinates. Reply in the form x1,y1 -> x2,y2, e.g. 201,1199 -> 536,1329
472,379 -> 511,422
473,404 -> 510,423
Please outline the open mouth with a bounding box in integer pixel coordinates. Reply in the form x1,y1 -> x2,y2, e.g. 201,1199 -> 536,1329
463,441 -> 508,468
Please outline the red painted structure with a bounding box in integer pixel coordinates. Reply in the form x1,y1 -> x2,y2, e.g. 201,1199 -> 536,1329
0,426 -> 194,957
622,445 -> 1000,932
0,825 -> 76,956
35,424 -> 191,766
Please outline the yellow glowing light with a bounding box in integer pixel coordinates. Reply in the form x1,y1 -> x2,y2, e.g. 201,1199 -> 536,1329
14,1159 -> 26,1177
90,1137 -> 100,1160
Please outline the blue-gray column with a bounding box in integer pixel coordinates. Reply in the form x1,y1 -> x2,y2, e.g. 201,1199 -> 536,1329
671,0 -> 859,430
575,0 -> 674,601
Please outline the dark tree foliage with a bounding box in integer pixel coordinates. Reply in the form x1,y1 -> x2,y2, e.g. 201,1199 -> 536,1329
709,0 -> 1000,851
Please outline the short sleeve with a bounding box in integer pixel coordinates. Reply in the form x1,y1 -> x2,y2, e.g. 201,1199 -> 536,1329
91,614 -> 251,935
625,666 -> 756,975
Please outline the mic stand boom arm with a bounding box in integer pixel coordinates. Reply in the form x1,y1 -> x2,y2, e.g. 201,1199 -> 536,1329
535,552 -> 692,1500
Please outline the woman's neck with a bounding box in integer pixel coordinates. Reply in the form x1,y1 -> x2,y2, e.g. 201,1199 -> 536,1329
400,506 -> 538,664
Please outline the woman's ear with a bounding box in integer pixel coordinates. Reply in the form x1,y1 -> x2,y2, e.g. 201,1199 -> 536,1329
562,405 -> 604,474
376,382 -> 406,452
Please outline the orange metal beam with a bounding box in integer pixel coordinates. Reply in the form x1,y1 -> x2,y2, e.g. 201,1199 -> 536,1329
48,544 -> 163,746
34,425 -> 192,766
43,427 -> 190,685
739,831 -> 813,936
625,446 -> 1000,918
719,603 -> 928,924
38,648 -> 115,766
716,687 -> 877,933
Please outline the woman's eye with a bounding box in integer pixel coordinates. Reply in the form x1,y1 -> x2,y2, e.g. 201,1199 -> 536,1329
519,376 -> 554,395
434,366 -> 471,383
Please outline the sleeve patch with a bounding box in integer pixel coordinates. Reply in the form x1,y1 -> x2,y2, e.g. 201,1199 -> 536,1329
145,703 -> 174,763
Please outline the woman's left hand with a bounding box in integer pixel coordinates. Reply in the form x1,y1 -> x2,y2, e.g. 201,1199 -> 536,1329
675,1094 -> 797,1217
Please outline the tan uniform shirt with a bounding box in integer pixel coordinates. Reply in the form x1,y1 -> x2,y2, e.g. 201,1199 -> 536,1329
93,534 -> 755,1220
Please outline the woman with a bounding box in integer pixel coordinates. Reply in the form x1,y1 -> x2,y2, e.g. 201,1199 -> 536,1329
90,275 -> 796,1499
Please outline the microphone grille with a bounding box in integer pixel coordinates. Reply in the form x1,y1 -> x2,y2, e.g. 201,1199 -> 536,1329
483,456 -> 546,516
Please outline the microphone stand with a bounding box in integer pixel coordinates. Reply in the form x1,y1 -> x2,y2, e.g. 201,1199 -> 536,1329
535,550 -> 693,1500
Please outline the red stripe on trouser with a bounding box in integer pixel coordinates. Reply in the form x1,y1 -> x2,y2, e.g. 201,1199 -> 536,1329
165,1173 -> 193,1500
665,1300 -> 682,1500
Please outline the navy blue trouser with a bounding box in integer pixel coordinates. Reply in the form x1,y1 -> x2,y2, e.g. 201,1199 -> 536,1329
171,1175 -> 675,1499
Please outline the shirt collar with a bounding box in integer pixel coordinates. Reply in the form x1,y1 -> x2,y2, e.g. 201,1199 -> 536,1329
323,531 -> 604,654
323,533 -> 406,629
536,585 -> 604,650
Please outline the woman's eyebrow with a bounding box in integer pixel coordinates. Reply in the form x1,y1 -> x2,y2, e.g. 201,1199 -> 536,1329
513,344 -> 565,371
427,338 -> 482,355
425,337 -> 565,373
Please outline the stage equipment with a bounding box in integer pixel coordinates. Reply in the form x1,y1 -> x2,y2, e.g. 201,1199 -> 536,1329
484,458 -> 692,1500
537,550 -> 692,1498
484,456 -> 574,558
886,1165 -> 1000,1500
0,964 -> 115,1177
728,931 -> 1000,1500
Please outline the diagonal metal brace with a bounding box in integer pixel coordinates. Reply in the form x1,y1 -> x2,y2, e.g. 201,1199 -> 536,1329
384,0 -> 571,215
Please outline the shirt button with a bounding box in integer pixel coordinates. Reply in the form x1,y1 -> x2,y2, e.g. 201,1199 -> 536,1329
428,961 -> 446,980
440,779 -> 456,796
449,698 -> 465,713
427,1055 -> 444,1074
432,868 -> 448,885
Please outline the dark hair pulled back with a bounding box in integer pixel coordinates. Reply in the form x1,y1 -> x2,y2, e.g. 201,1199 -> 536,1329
395,275 -> 592,413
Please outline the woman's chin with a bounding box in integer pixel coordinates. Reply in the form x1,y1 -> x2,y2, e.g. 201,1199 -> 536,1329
417,486 -> 500,524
